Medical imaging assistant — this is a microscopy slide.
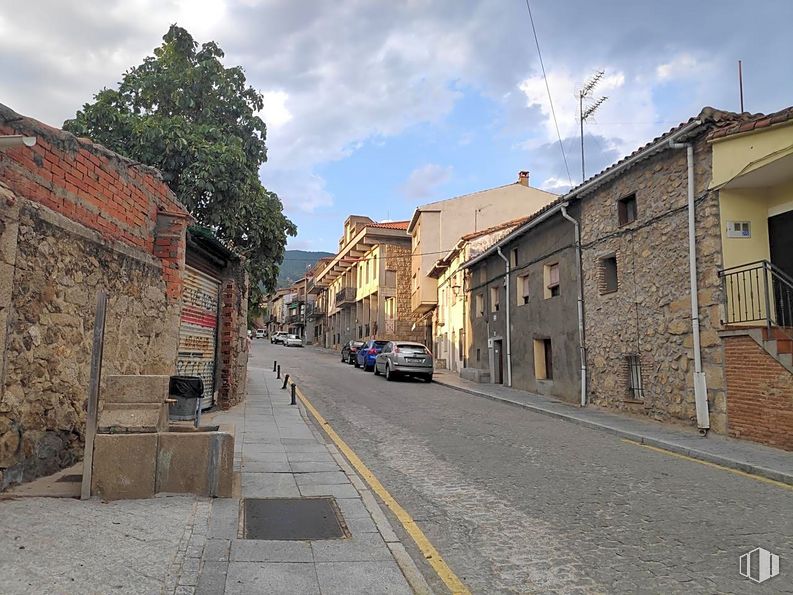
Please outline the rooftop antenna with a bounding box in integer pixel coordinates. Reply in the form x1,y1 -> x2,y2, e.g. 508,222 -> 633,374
578,70 -> 608,183
738,60 -> 745,112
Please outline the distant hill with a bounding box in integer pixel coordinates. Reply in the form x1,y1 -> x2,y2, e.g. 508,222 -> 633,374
277,250 -> 334,288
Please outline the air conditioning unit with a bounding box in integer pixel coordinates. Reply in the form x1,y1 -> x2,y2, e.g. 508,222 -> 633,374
726,221 -> 751,238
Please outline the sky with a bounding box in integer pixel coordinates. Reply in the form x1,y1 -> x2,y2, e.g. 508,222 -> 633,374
2,0 -> 792,253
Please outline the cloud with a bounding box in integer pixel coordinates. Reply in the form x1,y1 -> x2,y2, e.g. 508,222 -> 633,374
400,164 -> 454,200
258,91 -> 293,129
656,54 -> 702,81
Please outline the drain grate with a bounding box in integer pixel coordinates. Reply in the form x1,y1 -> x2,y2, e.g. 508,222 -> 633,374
243,497 -> 348,540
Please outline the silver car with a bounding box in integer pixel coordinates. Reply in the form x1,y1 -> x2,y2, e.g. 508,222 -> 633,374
374,341 -> 433,382
284,334 -> 303,347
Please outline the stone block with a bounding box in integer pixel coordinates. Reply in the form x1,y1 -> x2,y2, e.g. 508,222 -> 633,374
104,374 -> 170,404
156,428 -> 234,497
97,402 -> 167,433
92,433 -> 158,500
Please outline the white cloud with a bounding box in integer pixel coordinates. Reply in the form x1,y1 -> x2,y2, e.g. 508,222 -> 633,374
261,168 -> 333,214
400,164 -> 454,200
258,91 -> 293,129
656,54 -> 701,81
540,176 -> 573,192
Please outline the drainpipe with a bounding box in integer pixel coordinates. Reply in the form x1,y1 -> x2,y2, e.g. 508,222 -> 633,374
495,247 -> 512,387
669,133 -> 710,433
560,204 -> 587,407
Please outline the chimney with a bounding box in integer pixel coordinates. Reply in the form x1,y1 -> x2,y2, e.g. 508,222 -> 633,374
518,171 -> 530,186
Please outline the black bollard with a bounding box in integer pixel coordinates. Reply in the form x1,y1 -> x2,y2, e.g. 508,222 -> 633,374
276,364 -> 281,379
273,360 -> 277,372
282,374 -> 290,389
290,383 -> 296,405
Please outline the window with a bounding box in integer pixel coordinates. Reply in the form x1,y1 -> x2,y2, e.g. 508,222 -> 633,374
511,247 -> 519,268
490,286 -> 500,312
476,294 -> 484,317
518,274 -> 530,305
479,267 -> 487,284
384,297 -> 396,319
600,255 -> 618,294
618,194 -> 637,226
626,355 -> 644,400
476,348 -> 481,362
533,338 -> 553,380
544,263 -> 560,298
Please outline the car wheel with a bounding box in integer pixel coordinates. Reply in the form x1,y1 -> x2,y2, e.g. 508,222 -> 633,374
423,374 -> 433,383
373,364 -> 380,376
385,363 -> 395,381
353,358 -> 359,368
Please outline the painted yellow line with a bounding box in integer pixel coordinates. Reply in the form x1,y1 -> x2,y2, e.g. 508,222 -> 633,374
295,385 -> 471,595
620,439 -> 793,492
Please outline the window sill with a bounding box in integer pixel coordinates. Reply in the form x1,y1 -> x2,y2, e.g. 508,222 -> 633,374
599,289 -> 618,295
623,399 -> 644,404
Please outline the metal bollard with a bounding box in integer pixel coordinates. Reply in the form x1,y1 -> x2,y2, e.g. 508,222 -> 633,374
282,374 -> 290,389
273,360 -> 277,372
276,364 -> 281,379
290,383 -> 296,405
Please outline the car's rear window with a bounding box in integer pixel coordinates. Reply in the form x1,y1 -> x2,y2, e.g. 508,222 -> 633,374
373,341 -> 389,347
352,341 -> 365,347
397,344 -> 428,354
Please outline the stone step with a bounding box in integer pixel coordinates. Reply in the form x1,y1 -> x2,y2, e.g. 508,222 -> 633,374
104,375 -> 170,405
98,402 -> 168,434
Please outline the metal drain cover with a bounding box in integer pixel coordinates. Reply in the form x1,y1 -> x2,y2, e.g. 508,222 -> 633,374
243,497 -> 348,540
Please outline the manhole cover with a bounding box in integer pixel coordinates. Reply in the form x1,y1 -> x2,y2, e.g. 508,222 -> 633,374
56,474 -> 82,483
243,497 -> 349,540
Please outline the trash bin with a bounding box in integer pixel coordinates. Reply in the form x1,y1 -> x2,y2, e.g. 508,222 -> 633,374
168,376 -> 204,421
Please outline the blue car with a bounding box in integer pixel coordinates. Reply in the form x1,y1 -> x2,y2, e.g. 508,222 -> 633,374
355,340 -> 390,371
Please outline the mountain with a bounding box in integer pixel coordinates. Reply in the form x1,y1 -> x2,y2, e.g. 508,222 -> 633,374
277,250 -> 334,288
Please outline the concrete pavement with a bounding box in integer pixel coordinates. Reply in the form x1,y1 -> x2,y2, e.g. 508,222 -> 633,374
433,368 -> 793,486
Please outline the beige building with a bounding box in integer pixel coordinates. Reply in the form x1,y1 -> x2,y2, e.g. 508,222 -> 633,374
428,217 -> 529,372
409,172 -> 557,344
313,216 -> 423,350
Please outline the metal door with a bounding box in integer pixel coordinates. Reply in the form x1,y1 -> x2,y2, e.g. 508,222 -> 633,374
178,266 -> 221,410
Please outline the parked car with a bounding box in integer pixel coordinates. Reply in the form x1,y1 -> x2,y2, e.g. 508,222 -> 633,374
374,341 -> 433,382
271,331 -> 288,344
255,328 -> 265,339
341,340 -> 365,364
356,339 -> 390,371
284,334 -> 303,347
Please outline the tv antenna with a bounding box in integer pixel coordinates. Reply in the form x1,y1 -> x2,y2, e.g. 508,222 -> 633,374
578,70 -> 608,183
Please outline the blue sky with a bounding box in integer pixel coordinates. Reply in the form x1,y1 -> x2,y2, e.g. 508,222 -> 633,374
2,0 -> 792,253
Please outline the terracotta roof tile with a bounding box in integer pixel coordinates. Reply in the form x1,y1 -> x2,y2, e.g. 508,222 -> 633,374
367,220 -> 409,230
460,215 -> 532,241
708,106 -> 793,140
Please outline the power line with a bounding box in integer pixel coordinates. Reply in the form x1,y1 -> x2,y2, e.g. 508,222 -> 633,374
523,0 -> 572,187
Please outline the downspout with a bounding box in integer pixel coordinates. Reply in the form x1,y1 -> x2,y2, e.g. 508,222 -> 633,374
560,203 -> 587,407
495,247 -> 512,387
669,131 -> 710,433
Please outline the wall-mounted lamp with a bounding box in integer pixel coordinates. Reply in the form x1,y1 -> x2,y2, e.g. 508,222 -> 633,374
0,135 -> 36,149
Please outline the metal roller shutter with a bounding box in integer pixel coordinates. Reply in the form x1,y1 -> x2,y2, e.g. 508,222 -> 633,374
177,266 -> 221,410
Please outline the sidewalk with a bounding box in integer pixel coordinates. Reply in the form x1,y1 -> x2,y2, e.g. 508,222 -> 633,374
433,369 -> 793,486
196,363 -> 428,594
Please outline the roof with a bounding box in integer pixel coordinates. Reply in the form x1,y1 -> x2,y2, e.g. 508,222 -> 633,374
187,225 -> 241,262
368,220 -> 409,230
461,215 -> 532,242
708,106 -> 793,140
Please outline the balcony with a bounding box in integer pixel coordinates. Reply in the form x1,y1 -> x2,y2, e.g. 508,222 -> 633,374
335,287 -> 356,306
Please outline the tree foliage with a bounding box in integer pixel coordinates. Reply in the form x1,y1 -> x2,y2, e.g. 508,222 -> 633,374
64,25 -> 296,301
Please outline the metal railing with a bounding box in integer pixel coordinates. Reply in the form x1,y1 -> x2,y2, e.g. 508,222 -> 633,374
335,287 -> 356,306
718,260 -> 793,340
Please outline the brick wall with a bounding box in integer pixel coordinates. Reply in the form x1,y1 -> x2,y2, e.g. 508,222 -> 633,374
217,270 -> 249,410
0,103 -> 190,489
723,334 -> 793,451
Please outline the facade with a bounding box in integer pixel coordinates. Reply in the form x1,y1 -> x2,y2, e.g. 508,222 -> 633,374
409,172 -> 557,345
266,288 -> 290,335
428,217 -> 529,373
313,216 -> 423,350
463,203 -> 583,403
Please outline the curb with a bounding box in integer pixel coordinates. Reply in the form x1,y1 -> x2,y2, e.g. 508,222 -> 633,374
434,378 -> 793,488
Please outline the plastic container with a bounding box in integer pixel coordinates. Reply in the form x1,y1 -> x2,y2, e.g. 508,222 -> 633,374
168,375 -> 204,421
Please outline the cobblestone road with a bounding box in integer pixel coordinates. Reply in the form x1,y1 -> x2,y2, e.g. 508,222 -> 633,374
259,341 -> 793,594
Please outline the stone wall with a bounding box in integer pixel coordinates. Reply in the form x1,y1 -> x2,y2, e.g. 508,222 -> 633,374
386,243 -> 425,343
579,135 -> 727,432
723,334 -> 793,451
218,266 -> 249,410
0,104 -> 189,489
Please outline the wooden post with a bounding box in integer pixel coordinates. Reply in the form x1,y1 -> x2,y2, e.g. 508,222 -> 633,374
81,291 -> 107,500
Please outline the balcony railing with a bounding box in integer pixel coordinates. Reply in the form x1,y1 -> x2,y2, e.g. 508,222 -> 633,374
335,287 -> 356,306
719,260 -> 793,341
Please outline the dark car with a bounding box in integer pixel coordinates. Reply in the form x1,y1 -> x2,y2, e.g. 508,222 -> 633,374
356,340 -> 390,371
340,340 -> 365,365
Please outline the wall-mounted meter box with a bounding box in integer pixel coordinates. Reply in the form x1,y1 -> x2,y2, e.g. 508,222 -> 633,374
726,221 -> 751,238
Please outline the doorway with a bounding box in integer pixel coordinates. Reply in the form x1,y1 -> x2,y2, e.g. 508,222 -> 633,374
769,210 -> 793,279
493,339 -> 503,384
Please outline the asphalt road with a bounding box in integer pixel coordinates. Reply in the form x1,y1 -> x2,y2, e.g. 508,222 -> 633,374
253,340 -> 793,594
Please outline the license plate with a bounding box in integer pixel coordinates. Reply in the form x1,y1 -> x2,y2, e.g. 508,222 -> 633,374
406,357 -> 424,363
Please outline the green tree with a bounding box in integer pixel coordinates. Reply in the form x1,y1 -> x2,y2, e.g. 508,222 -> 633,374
64,25 -> 295,301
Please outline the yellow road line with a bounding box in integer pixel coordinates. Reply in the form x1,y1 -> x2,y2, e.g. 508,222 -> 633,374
295,385 -> 471,595
620,439 -> 793,492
